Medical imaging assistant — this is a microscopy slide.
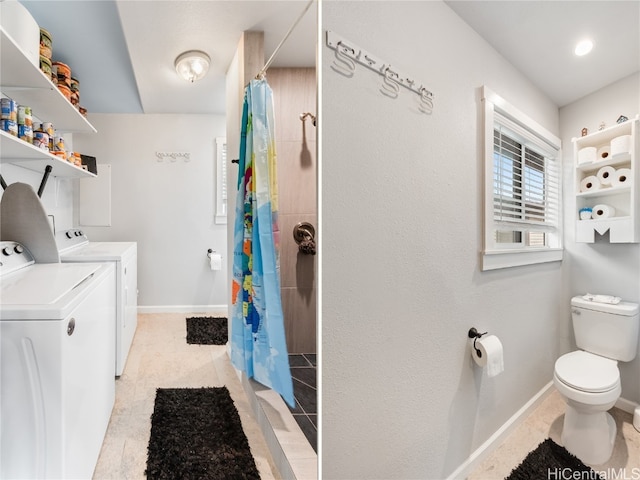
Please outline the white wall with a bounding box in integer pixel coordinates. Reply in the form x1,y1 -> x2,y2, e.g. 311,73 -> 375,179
321,2 -> 563,478
559,72 -> 640,404
73,113 -> 228,309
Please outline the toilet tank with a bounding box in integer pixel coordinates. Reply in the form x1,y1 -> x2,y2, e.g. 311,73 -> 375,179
571,296 -> 640,362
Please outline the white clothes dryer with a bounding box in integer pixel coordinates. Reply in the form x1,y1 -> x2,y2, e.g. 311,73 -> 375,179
0,241 -> 115,479
56,229 -> 137,376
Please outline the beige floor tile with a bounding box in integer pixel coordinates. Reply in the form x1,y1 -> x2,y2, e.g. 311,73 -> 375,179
469,389 -> 640,479
93,313 -> 280,479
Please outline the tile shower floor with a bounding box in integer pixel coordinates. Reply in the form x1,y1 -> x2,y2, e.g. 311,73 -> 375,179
92,313 -> 279,479
288,354 -> 318,452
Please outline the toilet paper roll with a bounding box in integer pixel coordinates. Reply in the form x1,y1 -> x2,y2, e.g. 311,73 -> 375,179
577,146 -> 597,165
591,204 -> 616,220
596,166 -> 616,186
580,175 -> 601,193
209,252 -> 222,271
610,135 -> 632,157
597,145 -> 611,161
471,335 -> 504,378
611,168 -> 632,188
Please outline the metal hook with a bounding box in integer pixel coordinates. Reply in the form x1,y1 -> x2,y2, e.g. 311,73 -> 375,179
331,41 -> 356,78
418,87 -> 434,114
380,67 -> 400,99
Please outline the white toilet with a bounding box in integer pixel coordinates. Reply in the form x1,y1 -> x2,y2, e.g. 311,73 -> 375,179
553,295 -> 639,465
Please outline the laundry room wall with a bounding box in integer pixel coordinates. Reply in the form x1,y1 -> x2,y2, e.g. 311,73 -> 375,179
321,1 -> 563,479
73,113 -> 228,311
559,72 -> 640,405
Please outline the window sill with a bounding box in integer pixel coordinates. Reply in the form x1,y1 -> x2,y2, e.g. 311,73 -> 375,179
481,248 -> 563,271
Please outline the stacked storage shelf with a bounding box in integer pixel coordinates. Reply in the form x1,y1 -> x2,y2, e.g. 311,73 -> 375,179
573,115 -> 639,243
0,26 -> 96,179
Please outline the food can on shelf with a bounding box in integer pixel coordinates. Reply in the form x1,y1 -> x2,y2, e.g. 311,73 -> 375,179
78,106 -> 87,117
39,28 -> 53,59
57,84 -> 72,101
1,120 -> 18,136
53,135 -> 65,152
33,131 -> 49,150
70,91 -> 79,106
40,55 -> 52,78
42,122 -> 54,136
70,77 -> 80,93
1,98 -> 17,121
52,61 -> 71,87
17,106 -> 32,127
18,124 -> 33,144
52,151 -> 66,160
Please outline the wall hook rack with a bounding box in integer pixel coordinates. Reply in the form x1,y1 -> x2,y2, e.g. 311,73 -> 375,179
326,30 -> 434,113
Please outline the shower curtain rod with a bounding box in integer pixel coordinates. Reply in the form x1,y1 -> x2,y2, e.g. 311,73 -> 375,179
255,0 -> 315,80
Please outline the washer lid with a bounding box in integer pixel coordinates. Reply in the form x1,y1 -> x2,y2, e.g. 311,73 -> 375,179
555,351 -> 619,393
0,263 -> 102,305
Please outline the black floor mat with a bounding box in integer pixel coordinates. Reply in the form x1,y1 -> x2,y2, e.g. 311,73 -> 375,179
146,387 -> 260,480
506,438 -> 603,480
186,316 -> 228,345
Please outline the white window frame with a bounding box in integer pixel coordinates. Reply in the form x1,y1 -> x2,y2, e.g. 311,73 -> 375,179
481,86 -> 563,271
215,137 -> 227,225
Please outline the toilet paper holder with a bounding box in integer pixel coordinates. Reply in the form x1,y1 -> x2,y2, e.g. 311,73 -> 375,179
468,327 -> 488,358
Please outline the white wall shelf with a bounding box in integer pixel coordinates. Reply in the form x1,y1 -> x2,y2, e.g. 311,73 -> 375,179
573,115 -> 639,243
1,26 -> 96,180
0,130 -> 95,178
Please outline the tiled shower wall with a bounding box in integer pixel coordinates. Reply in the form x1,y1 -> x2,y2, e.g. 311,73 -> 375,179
268,67 -> 317,354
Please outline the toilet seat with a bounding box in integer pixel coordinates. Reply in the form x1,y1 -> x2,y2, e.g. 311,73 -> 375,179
555,351 -> 619,393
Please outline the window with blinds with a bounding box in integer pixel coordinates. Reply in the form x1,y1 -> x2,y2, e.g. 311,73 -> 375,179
481,86 -> 562,270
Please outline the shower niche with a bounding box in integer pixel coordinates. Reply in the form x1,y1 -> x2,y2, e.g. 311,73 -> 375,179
573,115 -> 639,243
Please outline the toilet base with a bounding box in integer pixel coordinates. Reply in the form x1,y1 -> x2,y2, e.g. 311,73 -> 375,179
561,403 -> 616,465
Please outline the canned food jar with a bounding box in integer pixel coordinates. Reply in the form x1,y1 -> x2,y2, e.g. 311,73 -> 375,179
52,151 -> 66,160
1,120 -> 18,136
18,124 -> 33,144
39,28 -> 53,59
70,77 -> 79,93
17,106 -> 32,127
33,131 -> 49,149
53,135 -> 65,152
1,98 -> 17,121
52,61 -> 71,87
42,122 -> 54,136
70,91 -> 79,106
57,84 -> 71,101
78,106 -> 87,117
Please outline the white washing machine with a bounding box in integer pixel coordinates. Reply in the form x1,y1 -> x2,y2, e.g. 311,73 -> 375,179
55,229 -> 137,376
0,241 -> 116,479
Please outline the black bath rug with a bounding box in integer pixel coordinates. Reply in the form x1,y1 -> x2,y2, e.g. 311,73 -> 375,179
506,438 -> 603,480
146,387 -> 260,480
186,316 -> 227,345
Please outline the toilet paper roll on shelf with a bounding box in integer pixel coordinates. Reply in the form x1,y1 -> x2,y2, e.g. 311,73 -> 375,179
596,145 -> 611,161
610,135 -> 632,157
591,204 -> 616,220
611,168 -> 632,188
580,175 -> 601,193
596,166 -> 616,186
577,146 -> 596,165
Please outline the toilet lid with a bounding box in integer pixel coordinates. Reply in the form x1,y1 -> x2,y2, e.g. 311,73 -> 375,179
555,351 -> 619,393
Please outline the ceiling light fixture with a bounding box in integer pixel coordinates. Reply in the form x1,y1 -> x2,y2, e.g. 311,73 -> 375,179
175,50 -> 210,82
574,39 -> 594,57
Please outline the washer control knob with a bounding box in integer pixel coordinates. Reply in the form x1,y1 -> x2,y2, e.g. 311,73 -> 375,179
67,318 -> 76,336
14,245 -> 24,254
2,246 -> 14,256
66,231 -> 74,239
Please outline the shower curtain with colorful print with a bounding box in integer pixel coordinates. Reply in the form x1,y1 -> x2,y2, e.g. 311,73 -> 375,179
231,78 -> 295,408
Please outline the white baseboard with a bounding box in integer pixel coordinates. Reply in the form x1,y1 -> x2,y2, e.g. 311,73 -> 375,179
616,396 -> 639,415
446,381 -> 554,480
137,305 -> 228,315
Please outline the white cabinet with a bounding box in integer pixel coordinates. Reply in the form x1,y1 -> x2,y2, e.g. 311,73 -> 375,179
0,26 -> 96,179
573,115 -> 639,243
